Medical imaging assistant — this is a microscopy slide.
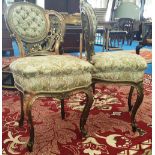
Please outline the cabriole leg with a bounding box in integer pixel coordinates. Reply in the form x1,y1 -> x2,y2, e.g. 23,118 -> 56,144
25,95 -> 35,152
92,83 -> 95,94
128,86 -> 134,112
19,91 -> 24,127
61,99 -> 65,120
131,82 -> 144,132
80,89 -> 93,136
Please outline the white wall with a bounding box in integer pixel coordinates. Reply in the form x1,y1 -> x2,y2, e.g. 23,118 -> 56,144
36,0 -> 44,8
87,0 -> 109,8
122,0 -> 136,4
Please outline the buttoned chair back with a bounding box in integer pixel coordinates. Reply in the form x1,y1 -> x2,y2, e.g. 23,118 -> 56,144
4,2 -> 93,152
4,2 -> 65,56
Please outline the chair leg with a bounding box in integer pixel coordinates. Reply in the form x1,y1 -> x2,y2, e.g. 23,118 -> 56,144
61,99 -> 65,120
128,86 -> 134,112
136,44 -> 144,55
80,89 -> 93,136
92,83 -> 95,94
27,109 -> 34,152
25,95 -> 35,152
19,91 -> 24,127
131,82 -> 144,132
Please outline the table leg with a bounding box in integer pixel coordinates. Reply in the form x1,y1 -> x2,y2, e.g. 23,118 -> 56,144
106,29 -> 109,51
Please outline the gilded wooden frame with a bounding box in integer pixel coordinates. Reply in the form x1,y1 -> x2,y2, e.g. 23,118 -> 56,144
4,1 -> 93,152
80,0 -> 145,133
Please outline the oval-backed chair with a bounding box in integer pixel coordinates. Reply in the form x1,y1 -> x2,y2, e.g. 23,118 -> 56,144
5,2 -> 94,151
2,8 -> 66,88
80,0 -> 147,133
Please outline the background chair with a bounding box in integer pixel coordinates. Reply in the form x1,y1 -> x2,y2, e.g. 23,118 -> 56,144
5,2 -> 93,151
107,18 -> 134,50
118,18 -> 134,45
136,21 -> 152,54
80,0 -> 147,134
109,22 -> 126,49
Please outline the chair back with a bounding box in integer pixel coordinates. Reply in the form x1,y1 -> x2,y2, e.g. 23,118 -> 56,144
118,18 -> 134,45
118,18 -> 134,33
46,10 -> 66,54
4,2 -> 65,56
80,0 -> 97,62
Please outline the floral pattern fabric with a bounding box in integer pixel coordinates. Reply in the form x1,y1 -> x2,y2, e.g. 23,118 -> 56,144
92,52 -> 147,82
10,55 -> 93,92
7,2 -> 48,42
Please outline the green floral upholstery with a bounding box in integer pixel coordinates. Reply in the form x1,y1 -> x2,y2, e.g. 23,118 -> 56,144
6,2 -> 48,43
10,55 -> 93,92
92,53 -> 147,82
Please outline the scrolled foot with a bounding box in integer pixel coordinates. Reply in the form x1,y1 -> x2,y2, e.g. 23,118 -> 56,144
27,141 -> 33,152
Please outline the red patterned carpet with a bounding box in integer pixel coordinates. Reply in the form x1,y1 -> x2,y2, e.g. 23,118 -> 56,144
2,74 -> 152,155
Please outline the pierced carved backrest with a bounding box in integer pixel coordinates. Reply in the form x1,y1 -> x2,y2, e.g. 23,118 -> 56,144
46,10 -> 66,54
80,0 -> 97,62
5,2 -> 65,56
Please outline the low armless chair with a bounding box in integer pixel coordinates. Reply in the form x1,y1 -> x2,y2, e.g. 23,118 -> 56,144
5,2 -> 93,152
80,0 -> 147,133
2,5 -> 65,89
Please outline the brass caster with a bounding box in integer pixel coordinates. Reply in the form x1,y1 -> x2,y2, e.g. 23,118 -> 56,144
27,141 -> 33,152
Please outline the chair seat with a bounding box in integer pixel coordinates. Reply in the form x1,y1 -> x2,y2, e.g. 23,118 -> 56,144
92,53 -> 147,82
10,55 -> 93,92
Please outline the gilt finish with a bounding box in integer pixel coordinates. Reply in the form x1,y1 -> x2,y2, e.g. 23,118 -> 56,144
5,2 -> 65,56
80,0 -> 97,62
5,2 -> 94,152
16,84 -> 93,152
46,10 -> 66,54
80,0 -> 147,132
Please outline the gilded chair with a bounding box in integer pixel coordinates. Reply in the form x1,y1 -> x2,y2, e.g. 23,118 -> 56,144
5,2 -> 93,151
2,5 -> 66,89
80,0 -> 147,133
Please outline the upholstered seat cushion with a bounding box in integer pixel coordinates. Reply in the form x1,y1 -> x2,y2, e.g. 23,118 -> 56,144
10,55 -> 93,92
92,53 -> 147,82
